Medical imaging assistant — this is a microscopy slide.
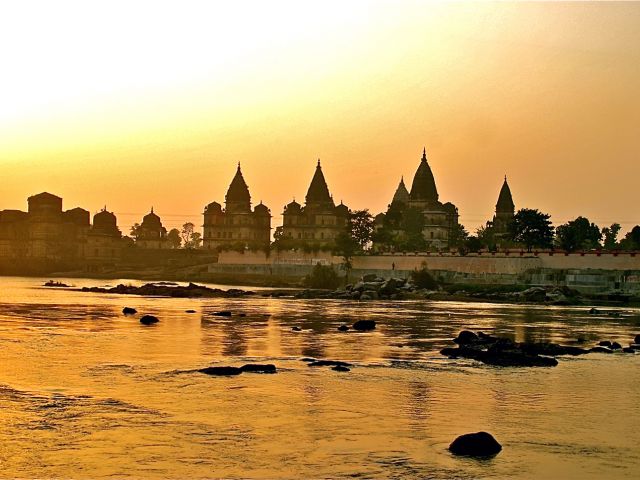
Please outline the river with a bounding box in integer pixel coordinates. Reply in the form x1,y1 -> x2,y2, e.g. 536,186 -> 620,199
0,276 -> 638,479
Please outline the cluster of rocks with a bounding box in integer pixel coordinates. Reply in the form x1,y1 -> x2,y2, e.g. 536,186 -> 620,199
198,364 -> 277,376
122,307 -> 161,325
81,282 -> 254,298
296,274 -> 416,300
301,358 -> 352,372
441,330 -> 639,367
43,280 -> 71,288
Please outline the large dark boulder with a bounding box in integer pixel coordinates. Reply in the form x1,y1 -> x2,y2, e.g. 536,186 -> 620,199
598,340 -> 612,348
139,315 -> 159,325
611,342 -> 622,350
198,366 -> 242,376
449,432 -> 502,457
454,330 -> 479,345
240,364 -> 276,374
353,320 -> 376,331
122,307 -> 137,315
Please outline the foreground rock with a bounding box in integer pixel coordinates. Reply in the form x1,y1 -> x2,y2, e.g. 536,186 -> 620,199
139,315 -> 159,325
81,282 -> 255,298
443,330 -> 637,367
352,320 -> 376,331
449,432 -> 502,457
198,364 -> 277,376
122,307 -> 137,315
44,280 -> 71,288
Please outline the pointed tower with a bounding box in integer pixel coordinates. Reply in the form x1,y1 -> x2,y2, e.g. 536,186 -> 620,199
225,163 -> 251,213
391,176 -> 410,205
305,159 -> 334,208
409,148 -> 439,205
493,176 -> 515,236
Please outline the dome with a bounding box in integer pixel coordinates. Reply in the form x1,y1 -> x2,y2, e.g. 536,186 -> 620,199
142,208 -> 162,228
334,202 -> 349,216
94,209 -> 117,228
205,201 -> 222,213
284,199 -> 302,214
254,202 -> 270,216
409,148 -> 439,203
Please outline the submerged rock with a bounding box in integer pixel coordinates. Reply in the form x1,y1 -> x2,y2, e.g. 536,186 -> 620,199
185,309 -> 196,313
213,311 -> 232,317
332,365 -> 350,372
139,315 -> 159,325
292,326 -> 302,331
352,320 -> 376,331
240,364 -> 277,374
454,330 -> 479,345
590,346 -> 613,354
308,360 -> 352,368
449,432 -> 502,457
337,325 -> 350,332
611,342 -> 622,350
198,366 -> 242,376
635,334 -> 640,344
122,307 -> 137,315
598,340 -> 612,347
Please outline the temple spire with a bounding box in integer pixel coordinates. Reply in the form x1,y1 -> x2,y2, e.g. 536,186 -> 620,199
422,147 -> 426,160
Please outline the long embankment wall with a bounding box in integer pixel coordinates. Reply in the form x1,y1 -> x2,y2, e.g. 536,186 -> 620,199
209,250 -> 640,293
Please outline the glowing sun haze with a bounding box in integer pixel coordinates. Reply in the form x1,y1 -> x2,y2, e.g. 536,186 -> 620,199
1,0 -> 639,234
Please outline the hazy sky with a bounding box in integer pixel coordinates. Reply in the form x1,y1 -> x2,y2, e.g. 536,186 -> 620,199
1,1 -> 639,234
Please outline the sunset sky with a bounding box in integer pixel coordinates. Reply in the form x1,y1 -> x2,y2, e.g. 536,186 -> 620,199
1,1 -> 639,235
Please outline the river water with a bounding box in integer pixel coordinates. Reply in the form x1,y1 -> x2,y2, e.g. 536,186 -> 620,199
0,276 -> 638,479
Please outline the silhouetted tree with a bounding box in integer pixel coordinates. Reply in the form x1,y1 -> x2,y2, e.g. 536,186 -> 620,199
333,231 -> 359,282
449,223 -> 469,248
620,226 -> 640,250
349,209 -> 374,250
509,208 -> 554,252
181,222 -> 202,249
167,228 -> 182,249
602,223 -> 621,250
130,223 -> 142,241
465,235 -> 484,253
555,216 -> 601,252
476,224 -> 497,251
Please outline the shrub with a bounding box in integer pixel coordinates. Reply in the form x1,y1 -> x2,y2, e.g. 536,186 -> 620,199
410,266 -> 439,290
304,263 -> 340,289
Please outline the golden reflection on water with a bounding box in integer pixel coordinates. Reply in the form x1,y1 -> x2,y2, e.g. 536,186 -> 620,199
0,277 -> 639,478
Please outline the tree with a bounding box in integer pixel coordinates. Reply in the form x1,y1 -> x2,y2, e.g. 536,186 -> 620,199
130,223 -> 142,241
555,216 -> 601,252
476,224 -> 496,251
167,228 -> 182,249
333,231 -> 359,282
602,223 -> 621,250
449,223 -> 469,249
349,209 -> 374,250
509,208 -> 554,252
303,263 -> 340,289
181,222 -> 202,249
620,225 -> 640,250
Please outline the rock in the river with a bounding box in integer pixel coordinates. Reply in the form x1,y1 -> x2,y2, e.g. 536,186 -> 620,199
362,273 -> 379,282
308,360 -> 352,368
185,309 -> 196,313
139,315 -> 159,325
590,346 -> 613,354
598,340 -> 612,347
623,347 -> 636,354
122,307 -> 137,315
449,432 -> 502,457
589,307 -> 599,314
337,324 -> 350,332
292,326 -> 302,331
352,320 -> 376,331
332,365 -> 350,372
635,334 -> 640,344
213,311 -> 232,317
454,330 -> 479,345
198,366 -> 242,376
240,364 -> 277,374
359,291 -> 379,301
611,342 -> 622,350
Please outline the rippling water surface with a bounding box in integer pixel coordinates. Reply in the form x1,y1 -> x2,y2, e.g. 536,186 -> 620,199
1,276 -> 639,479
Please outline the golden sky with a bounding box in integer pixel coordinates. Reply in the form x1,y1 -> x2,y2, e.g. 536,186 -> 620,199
0,1 -> 639,234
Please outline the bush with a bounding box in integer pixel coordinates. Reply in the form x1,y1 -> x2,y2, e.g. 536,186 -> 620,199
411,267 -> 439,290
304,263 -> 340,289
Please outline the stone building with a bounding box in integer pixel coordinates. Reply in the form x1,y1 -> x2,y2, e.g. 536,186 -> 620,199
374,149 -> 459,250
280,160 -> 349,247
486,176 -> 516,244
136,208 -> 170,249
202,164 -> 271,250
86,208 -> 123,268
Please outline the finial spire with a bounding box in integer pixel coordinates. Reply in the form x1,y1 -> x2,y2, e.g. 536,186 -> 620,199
151,206 -> 154,214
317,158 -> 321,167
422,147 -> 427,160
504,174 -> 507,182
